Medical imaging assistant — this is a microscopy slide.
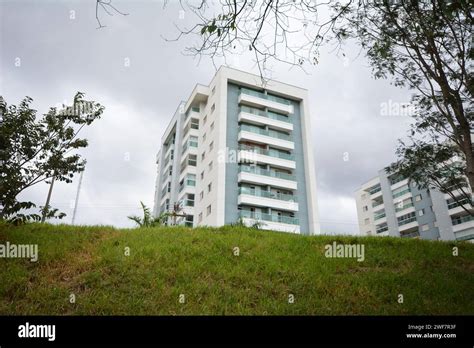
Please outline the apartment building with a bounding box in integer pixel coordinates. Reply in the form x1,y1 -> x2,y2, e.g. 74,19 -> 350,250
153,66 -> 320,235
355,168 -> 473,241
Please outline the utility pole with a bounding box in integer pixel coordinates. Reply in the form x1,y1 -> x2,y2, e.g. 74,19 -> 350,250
41,174 -> 56,223
72,169 -> 85,225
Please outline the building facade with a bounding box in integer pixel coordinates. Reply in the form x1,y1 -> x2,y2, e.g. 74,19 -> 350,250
355,168 -> 473,241
153,66 -> 320,235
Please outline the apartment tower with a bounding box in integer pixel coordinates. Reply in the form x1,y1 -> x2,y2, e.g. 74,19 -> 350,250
153,66 -> 320,234
355,168 -> 473,241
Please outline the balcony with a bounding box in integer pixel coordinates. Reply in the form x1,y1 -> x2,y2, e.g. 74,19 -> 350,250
390,177 -> 409,190
238,106 -> 293,132
239,210 -> 300,233
238,165 -> 297,190
179,179 -> 196,193
376,223 -> 389,234
238,124 -> 294,151
368,185 -> 382,200
392,187 -> 411,200
239,210 -> 298,225
398,213 -> 418,232
452,215 -> 474,233
239,88 -> 294,115
373,211 -> 386,221
447,197 -> 472,211
371,200 -> 384,209
238,187 -> 298,212
181,139 -> 198,155
238,145 -> 295,170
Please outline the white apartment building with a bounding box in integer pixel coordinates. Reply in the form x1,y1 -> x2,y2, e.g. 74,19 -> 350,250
355,168 -> 473,242
153,66 -> 320,234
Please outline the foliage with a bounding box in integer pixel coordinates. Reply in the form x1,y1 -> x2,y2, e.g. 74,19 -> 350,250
128,201 -> 169,228
168,0 -> 473,208
0,92 -> 104,223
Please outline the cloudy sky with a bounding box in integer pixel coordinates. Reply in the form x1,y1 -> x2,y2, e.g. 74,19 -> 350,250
1,0 -> 415,234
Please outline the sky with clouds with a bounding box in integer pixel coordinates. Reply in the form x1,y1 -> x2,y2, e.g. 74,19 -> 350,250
1,0 -> 416,234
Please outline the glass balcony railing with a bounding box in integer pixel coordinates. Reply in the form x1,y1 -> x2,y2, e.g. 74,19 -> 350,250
238,187 -> 297,202
447,197 -> 472,210
184,199 -> 194,207
241,88 -> 291,105
374,211 -> 386,220
239,124 -> 292,141
398,215 -> 417,226
395,202 -> 414,212
179,178 -> 196,192
452,215 -> 474,225
393,188 -> 411,198
239,210 -> 299,225
240,106 -> 292,124
181,140 -> 198,154
368,186 -> 382,195
239,165 -> 296,181
401,231 -> 420,238
372,200 -> 383,208
238,145 -> 295,161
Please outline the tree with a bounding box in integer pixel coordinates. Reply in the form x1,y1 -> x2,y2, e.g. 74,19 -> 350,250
128,201 -> 169,227
166,0 -> 472,212
0,92 -> 104,224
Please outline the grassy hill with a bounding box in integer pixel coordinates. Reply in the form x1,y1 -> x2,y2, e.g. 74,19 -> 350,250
0,222 -> 473,315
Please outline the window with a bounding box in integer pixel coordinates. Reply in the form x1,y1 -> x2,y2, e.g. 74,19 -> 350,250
201,151 -> 206,161
211,86 -> 216,95
200,191 -> 204,200
200,171 -> 204,180
198,213 -> 203,223
208,161 -> 213,171
167,182 -> 171,192
209,141 -> 214,151
203,132 -> 207,142
415,194 -> 422,202
188,154 -> 197,166
207,204 -> 212,216
203,115 -> 207,124
363,206 -> 368,212
211,104 -> 215,113
421,224 -> 429,231
210,121 -> 215,131
208,182 -> 212,193
190,118 -> 199,129
364,218 -> 370,225
418,209 -> 425,216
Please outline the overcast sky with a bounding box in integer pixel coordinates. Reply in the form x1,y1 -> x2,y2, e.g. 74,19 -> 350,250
0,0 -> 415,234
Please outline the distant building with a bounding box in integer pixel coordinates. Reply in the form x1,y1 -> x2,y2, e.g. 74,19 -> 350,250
355,169 -> 473,242
153,66 -> 320,235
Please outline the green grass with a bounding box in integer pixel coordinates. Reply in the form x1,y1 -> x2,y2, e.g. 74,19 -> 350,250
0,222 -> 473,315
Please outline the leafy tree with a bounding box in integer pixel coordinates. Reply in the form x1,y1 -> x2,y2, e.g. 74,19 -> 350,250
0,92 -> 104,223
166,0 -> 472,212
128,201 -> 169,227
